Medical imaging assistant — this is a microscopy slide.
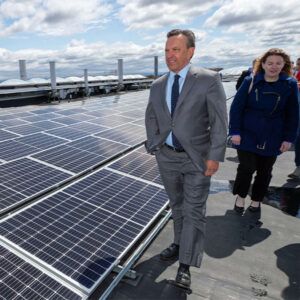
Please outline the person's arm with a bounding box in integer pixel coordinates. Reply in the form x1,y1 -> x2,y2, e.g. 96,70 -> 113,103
205,72 -> 228,175
281,80 -> 300,151
229,77 -> 252,137
145,88 -> 159,154
236,70 -> 250,90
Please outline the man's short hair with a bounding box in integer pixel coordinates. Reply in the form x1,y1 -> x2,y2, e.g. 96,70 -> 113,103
167,29 -> 195,48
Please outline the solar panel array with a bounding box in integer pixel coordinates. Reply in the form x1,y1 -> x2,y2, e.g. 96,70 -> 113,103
0,83 -> 236,299
0,166 -> 169,297
0,91 -> 147,214
0,90 -> 172,299
0,245 -> 83,300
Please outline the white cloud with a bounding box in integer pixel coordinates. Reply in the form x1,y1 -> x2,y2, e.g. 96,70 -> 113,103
0,0 -> 113,37
117,0 -> 222,30
205,0 -> 300,49
0,39 -> 165,80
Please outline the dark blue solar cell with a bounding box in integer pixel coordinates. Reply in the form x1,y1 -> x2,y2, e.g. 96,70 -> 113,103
32,108 -> 60,114
16,133 -> 65,150
52,116 -> 82,125
53,261 -> 74,276
0,139 -> 38,161
0,245 -> 82,299
33,120 -> 63,130
5,124 -> 42,135
36,252 -> 56,264
20,242 -> 39,254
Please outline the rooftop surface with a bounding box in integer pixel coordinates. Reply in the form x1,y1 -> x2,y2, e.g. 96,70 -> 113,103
0,84 -> 299,300
103,148 -> 300,300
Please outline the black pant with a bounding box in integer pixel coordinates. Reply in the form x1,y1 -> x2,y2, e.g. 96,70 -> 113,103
232,150 -> 277,202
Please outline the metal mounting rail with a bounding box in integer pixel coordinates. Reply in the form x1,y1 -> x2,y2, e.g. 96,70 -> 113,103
99,209 -> 172,300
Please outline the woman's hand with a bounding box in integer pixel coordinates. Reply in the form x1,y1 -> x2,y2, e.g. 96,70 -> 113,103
280,141 -> 291,152
231,135 -> 241,146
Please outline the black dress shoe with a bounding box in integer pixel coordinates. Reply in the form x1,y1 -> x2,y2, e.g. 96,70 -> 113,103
175,267 -> 191,289
249,203 -> 261,213
234,197 -> 244,215
160,243 -> 179,261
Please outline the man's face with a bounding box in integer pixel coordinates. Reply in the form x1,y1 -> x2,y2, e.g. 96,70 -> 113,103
296,60 -> 300,71
165,34 -> 194,74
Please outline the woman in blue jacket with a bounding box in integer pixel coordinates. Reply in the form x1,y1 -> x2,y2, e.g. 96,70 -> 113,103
229,48 -> 299,216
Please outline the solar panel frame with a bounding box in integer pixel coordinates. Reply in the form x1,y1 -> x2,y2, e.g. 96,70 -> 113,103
0,167 -> 169,296
0,244 -> 85,300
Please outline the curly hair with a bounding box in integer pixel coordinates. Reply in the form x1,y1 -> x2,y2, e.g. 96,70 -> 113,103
253,48 -> 292,77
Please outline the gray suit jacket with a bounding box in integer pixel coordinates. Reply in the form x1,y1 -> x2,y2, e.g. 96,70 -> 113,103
145,64 -> 228,172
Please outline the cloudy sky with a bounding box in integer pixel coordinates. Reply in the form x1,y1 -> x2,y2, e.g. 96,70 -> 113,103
0,0 -> 299,80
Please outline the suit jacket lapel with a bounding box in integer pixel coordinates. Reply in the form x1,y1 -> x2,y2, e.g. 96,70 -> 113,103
175,65 -> 197,112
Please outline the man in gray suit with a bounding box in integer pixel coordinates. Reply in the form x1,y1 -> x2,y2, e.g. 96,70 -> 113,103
145,29 -> 228,289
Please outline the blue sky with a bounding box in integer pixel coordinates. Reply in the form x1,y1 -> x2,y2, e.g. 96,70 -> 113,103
0,0 -> 299,80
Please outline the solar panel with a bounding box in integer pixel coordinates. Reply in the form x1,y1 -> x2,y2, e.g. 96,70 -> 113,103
22,112 -> 61,121
1,119 -> 29,127
52,116 -> 83,125
68,113 -> 97,122
95,123 -> 146,146
32,137 -> 127,173
0,168 -> 169,295
32,144 -> 103,174
55,108 -> 89,116
70,122 -> 107,134
118,109 -> 145,119
16,133 -> 66,150
0,245 -> 84,300
89,115 -> 134,128
107,146 -> 162,185
0,140 -> 38,161
86,109 -> 119,117
31,108 -> 61,114
0,129 -> 19,142
0,112 -> 34,120
32,120 -> 64,130
0,158 -> 72,213
131,118 -> 145,126
21,114 -> 54,123
4,124 -> 42,136
46,127 -> 88,141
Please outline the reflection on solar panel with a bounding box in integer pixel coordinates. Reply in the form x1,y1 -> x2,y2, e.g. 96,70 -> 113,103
33,137 -> 127,173
95,123 -> 145,146
0,245 -> 83,300
0,158 -> 72,214
0,168 -> 169,295
107,146 -> 162,185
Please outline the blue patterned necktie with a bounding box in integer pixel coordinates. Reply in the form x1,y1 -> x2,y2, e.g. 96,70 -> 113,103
171,74 -> 183,149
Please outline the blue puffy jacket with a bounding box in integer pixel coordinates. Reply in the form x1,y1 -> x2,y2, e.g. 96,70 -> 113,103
229,72 -> 299,156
